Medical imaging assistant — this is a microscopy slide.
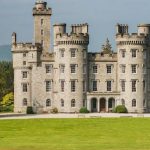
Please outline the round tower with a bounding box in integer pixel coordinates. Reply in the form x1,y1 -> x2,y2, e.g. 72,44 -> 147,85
53,24 -> 89,113
138,24 -> 150,35
116,24 -> 147,113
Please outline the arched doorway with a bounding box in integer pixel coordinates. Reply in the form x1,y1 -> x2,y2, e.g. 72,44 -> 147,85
91,98 -> 97,112
108,98 -> 115,112
100,98 -> 106,112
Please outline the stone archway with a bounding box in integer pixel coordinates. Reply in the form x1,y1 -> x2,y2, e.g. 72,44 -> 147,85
91,98 -> 97,112
100,98 -> 106,112
108,98 -> 115,112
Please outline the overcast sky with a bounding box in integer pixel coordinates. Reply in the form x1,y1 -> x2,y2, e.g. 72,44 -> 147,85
0,0 -> 150,51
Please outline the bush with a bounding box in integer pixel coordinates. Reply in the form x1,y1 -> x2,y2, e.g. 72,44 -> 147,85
26,106 -> 34,114
51,107 -> 58,114
113,105 -> 128,113
79,107 -> 89,113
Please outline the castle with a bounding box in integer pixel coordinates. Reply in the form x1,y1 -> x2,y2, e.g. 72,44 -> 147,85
12,1 -> 150,113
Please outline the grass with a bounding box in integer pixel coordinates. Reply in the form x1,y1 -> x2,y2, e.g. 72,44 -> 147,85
0,118 -> 150,150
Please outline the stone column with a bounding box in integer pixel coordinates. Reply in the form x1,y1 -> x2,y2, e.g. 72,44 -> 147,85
87,98 -> 91,112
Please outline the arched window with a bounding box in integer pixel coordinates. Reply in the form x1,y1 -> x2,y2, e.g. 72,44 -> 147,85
61,99 -> 64,107
121,99 -> 125,105
46,99 -> 51,107
132,99 -> 136,107
23,98 -> 27,106
71,99 -> 76,107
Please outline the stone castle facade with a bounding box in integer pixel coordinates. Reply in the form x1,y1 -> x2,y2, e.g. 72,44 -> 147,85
12,1 -> 150,113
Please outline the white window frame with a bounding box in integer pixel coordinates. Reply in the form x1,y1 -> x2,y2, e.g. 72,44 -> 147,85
71,80 -> 76,92
46,81 -> 52,92
93,65 -> 98,74
92,80 -> 97,92
107,81 -> 112,92
132,80 -> 136,92
131,64 -> 137,74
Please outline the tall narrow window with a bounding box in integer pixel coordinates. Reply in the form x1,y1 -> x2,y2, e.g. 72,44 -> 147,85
121,50 -> 126,58
23,53 -> 26,57
22,71 -> 27,78
92,81 -> 97,91
46,99 -> 51,107
45,65 -> 53,73
121,65 -> 126,73
107,65 -> 112,73
22,83 -> 27,92
23,61 -> 26,66
60,64 -> 65,73
93,65 -> 98,73
61,99 -> 64,107
131,49 -> 137,57
71,80 -> 76,92
132,99 -> 136,107
143,80 -> 145,91
71,49 -> 76,57
70,64 -> 76,73
107,81 -> 112,91
131,64 -> 137,73
83,64 -> 86,74
132,80 -> 136,92
60,48 -> 65,57
71,99 -> 76,107
61,80 -> 65,92
121,80 -> 125,92
41,19 -> 44,25
46,81 -> 52,92
83,80 -> 86,92
41,29 -> 44,35
23,98 -> 27,106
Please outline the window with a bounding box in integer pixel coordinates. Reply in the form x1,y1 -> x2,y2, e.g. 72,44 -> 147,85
61,99 -> 64,107
71,64 -> 76,73
22,83 -> 27,92
61,80 -> 65,92
143,80 -> 145,91
121,65 -> 126,73
60,64 -> 65,73
23,61 -> 26,66
132,80 -> 136,92
71,49 -> 76,57
83,99 -> 86,107
107,65 -> 112,73
132,99 -> 136,107
71,99 -> 76,107
83,50 -> 86,58
121,80 -> 125,92
121,99 -> 125,105
83,80 -> 86,92
41,19 -> 44,25
23,98 -> 27,106
22,71 -> 27,78
46,99 -> 51,107
23,53 -> 26,57
46,81 -> 52,92
71,80 -> 76,92
121,50 -> 126,58
46,65 -> 53,73
107,81 -> 112,91
131,65 -> 137,73
83,64 -> 86,74
131,49 -> 137,57
60,48 -> 65,57
92,81 -> 97,91
93,65 -> 98,73
41,29 -> 44,35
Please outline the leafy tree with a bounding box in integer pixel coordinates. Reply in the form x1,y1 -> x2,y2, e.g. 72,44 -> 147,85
1,92 -> 14,106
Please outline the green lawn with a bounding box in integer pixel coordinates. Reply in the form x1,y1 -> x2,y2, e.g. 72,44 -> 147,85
0,118 -> 150,150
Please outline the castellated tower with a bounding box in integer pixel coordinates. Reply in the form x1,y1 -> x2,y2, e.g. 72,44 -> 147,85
53,24 -> 89,112
33,1 -> 52,52
116,24 -> 150,113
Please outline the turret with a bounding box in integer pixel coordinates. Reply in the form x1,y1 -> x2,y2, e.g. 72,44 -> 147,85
33,0 -> 52,52
138,24 -> 150,36
116,24 -> 128,35
71,23 -> 88,34
12,32 -> 17,44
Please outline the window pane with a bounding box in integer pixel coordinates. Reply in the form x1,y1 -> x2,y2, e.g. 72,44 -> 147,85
93,81 -> 97,91
93,65 -> 97,73
107,81 -> 111,91
107,65 -> 112,73
71,81 -> 76,92
46,81 -> 52,92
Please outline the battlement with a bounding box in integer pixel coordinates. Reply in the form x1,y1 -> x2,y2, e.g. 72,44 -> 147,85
12,43 -> 42,52
54,23 -> 89,45
88,52 -> 117,62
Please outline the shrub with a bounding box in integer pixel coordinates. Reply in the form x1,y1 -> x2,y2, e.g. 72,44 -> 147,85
51,107 -> 58,114
113,105 -> 128,113
79,107 -> 89,113
26,106 -> 34,114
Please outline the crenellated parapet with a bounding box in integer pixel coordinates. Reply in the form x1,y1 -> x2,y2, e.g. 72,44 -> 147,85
12,43 -> 42,53
41,52 -> 55,62
54,23 -> 89,45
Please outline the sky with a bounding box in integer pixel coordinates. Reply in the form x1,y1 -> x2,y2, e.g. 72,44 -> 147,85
0,0 -> 150,52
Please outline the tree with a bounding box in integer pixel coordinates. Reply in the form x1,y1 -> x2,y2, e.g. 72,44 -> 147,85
1,92 -> 14,106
